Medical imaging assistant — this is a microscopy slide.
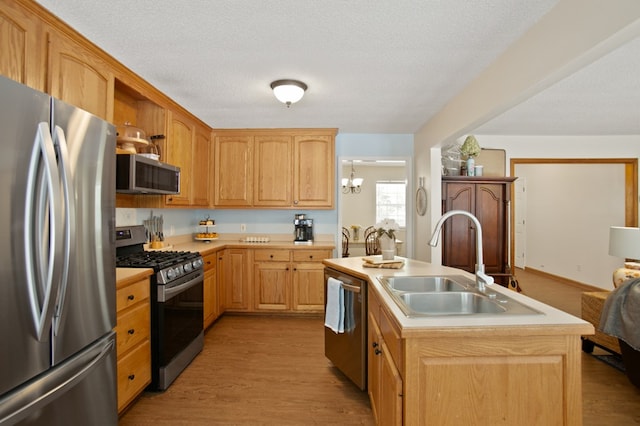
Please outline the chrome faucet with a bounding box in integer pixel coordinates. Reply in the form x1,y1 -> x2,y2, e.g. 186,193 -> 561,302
428,210 -> 495,291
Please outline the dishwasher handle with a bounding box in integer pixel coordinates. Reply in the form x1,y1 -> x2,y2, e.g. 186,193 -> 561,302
340,283 -> 361,294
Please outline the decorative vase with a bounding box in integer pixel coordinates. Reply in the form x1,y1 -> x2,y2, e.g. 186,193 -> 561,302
378,234 -> 396,260
466,157 -> 475,176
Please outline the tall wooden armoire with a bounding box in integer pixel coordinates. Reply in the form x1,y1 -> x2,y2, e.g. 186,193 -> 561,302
441,176 -> 517,286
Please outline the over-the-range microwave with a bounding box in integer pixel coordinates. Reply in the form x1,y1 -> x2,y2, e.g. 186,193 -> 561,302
116,154 -> 180,195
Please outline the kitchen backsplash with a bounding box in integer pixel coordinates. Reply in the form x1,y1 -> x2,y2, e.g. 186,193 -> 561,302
116,208 -> 338,238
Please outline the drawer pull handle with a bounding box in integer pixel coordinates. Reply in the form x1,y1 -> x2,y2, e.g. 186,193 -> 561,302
374,348 -> 382,355
128,329 -> 135,335
127,295 -> 135,301
372,342 -> 379,348
309,255 -> 313,259
128,374 -> 135,381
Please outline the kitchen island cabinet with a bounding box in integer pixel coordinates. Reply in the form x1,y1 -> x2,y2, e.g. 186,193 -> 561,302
323,257 -> 593,426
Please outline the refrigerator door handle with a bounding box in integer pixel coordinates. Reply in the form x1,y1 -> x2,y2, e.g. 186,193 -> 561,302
24,122 -> 64,341
0,333 -> 115,425
51,125 -> 75,336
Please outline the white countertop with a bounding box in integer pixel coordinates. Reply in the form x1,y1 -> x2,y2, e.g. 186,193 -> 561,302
323,256 -> 594,337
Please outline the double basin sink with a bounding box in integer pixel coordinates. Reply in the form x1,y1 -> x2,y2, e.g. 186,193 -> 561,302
377,275 -> 541,317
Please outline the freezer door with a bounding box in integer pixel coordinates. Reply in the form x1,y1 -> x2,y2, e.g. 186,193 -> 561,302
0,332 -> 117,426
0,76 -> 53,396
50,99 -> 116,364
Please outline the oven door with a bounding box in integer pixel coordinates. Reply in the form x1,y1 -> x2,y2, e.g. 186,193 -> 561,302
152,270 -> 203,389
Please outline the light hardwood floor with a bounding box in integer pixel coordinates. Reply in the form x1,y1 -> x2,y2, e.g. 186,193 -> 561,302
119,270 -> 640,425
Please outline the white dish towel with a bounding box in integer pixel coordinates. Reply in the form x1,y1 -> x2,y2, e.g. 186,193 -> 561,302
325,277 -> 345,333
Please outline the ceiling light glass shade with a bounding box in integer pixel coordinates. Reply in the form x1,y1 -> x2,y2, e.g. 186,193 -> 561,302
609,226 -> 640,259
342,161 -> 363,194
270,79 -> 307,107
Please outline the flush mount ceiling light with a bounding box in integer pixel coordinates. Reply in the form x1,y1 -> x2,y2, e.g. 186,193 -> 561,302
270,79 -> 307,107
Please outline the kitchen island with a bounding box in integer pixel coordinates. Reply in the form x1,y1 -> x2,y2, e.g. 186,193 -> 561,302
323,256 -> 594,426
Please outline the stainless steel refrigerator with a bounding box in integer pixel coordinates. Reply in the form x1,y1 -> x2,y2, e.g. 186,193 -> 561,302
0,76 -> 117,425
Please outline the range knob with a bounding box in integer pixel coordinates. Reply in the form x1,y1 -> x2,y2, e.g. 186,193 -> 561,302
184,262 -> 193,273
192,258 -> 203,269
166,268 -> 175,281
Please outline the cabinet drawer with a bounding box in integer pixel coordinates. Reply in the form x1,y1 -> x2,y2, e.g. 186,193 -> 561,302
117,339 -> 151,412
292,250 -> 330,262
116,302 -> 150,357
116,279 -> 149,313
254,249 -> 291,262
202,253 -> 217,271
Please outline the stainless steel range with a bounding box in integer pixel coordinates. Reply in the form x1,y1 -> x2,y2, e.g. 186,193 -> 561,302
115,225 -> 204,391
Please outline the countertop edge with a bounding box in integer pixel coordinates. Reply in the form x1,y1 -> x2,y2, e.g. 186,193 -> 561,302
323,256 -> 595,335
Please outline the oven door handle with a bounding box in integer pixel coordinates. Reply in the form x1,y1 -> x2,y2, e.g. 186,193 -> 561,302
158,273 -> 203,302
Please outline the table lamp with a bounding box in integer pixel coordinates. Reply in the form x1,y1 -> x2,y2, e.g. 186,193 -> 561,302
609,226 -> 640,287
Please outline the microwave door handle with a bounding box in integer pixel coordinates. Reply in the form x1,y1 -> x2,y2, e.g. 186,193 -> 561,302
24,122 -> 64,341
52,126 -> 75,336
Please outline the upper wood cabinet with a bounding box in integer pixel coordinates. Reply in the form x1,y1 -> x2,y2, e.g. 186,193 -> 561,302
47,30 -> 114,121
0,0 -> 47,91
293,134 -> 335,208
192,126 -> 212,206
213,129 -> 336,209
165,111 -> 194,206
214,134 -> 253,207
254,135 -> 293,207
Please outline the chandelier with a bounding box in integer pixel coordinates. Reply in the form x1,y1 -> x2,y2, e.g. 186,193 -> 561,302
342,161 -> 363,194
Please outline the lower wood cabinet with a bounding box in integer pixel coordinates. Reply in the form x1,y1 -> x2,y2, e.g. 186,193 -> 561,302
203,251 -> 221,328
368,286 -> 586,425
253,248 -> 330,313
221,248 -> 252,312
115,274 -> 151,414
368,290 -> 403,426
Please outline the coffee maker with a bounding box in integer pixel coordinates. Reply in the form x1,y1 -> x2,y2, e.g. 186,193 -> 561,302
294,214 -> 314,244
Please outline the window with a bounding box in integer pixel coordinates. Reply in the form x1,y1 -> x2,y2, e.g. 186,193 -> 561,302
376,181 -> 406,227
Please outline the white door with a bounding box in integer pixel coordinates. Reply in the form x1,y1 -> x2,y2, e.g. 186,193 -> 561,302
514,177 -> 526,269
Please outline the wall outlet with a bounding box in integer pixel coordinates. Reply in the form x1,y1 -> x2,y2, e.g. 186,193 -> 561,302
240,223 -> 246,232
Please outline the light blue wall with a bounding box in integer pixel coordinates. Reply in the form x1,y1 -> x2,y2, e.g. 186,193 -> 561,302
337,133 -> 414,157
116,133 -> 414,239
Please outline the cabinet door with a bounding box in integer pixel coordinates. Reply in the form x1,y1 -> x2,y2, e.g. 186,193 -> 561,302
368,302 -> 403,426
222,249 -> 251,311
214,135 -> 253,206
48,31 -> 113,120
253,135 -> 292,207
474,183 -> 508,275
203,253 -> 218,328
293,134 -> 334,208
254,262 -> 291,311
192,126 -> 211,206
0,0 -> 46,91
165,110 -> 194,206
442,182 -> 476,273
292,262 -> 325,312
378,340 -> 403,426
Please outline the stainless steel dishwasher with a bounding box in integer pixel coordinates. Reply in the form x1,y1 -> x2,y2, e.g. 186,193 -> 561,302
324,267 -> 367,390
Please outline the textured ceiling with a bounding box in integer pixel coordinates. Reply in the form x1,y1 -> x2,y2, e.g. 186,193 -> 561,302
34,0 -> 639,136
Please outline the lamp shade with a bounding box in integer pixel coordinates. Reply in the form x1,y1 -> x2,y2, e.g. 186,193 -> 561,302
609,226 -> 640,259
270,79 -> 307,106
